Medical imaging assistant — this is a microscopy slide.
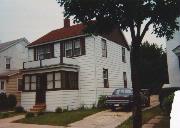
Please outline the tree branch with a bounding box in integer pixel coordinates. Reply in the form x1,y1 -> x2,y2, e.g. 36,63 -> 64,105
140,19 -> 153,42
137,23 -> 141,37
129,20 -> 136,41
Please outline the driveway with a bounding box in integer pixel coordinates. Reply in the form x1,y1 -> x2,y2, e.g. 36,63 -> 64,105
0,95 -> 159,128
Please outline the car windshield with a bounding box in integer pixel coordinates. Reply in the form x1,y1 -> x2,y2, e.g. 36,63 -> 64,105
113,89 -> 132,95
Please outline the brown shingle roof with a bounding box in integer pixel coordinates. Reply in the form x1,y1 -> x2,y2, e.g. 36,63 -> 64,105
28,23 -> 129,49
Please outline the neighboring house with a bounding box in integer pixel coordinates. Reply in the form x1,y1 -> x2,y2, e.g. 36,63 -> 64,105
0,38 -> 29,105
21,19 -> 132,111
166,18 -> 180,87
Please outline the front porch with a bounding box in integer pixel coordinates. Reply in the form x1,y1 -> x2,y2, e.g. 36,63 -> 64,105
21,64 -> 80,112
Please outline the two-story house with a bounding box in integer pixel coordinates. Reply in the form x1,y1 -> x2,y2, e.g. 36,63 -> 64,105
167,18 -> 180,87
21,19 -> 132,112
0,38 -> 29,105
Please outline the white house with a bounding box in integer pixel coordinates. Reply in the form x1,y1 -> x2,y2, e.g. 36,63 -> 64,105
0,38 -> 29,105
166,18 -> 180,87
21,19 -> 132,111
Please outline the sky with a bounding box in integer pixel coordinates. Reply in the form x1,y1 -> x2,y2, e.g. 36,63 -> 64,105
0,0 -> 166,47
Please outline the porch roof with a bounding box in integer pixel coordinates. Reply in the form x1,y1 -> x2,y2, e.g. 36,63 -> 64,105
0,70 -> 19,79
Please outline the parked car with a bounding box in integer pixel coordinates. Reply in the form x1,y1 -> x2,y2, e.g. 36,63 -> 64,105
106,88 -> 150,111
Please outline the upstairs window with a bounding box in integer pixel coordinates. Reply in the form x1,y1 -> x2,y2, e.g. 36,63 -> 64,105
65,41 -> 73,57
103,69 -> 109,88
0,81 -> 5,90
34,44 -> 54,60
102,39 -> 107,57
123,72 -> 127,88
122,47 -> 126,63
62,38 -> 85,58
74,39 -> 81,56
6,57 -> 11,69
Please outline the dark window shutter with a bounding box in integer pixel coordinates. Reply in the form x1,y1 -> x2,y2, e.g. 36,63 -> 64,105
60,42 -> 65,57
18,79 -> 23,91
34,48 -> 37,61
22,76 -> 25,91
61,71 -> 65,89
51,44 -> 54,58
80,37 -> 86,55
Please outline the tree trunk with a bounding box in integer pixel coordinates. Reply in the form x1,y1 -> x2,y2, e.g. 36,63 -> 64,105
131,39 -> 142,128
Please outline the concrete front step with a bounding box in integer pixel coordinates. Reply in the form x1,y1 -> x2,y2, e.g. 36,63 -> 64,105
29,104 -> 46,112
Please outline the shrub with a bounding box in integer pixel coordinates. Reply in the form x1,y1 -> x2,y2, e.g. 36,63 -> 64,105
37,111 -> 44,116
14,106 -> 24,113
25,112 -> 35,118
1,112 -> 9,118
97,95 -> 107,108
161,93 -> 174,115
55,107 -> 63,113
7,94 -> 17,109
159,87 -> 180,108
0,93 -> 8,110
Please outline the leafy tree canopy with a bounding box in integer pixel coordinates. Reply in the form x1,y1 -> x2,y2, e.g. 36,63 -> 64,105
58,0 -> 180,41
139,41 -> 169,93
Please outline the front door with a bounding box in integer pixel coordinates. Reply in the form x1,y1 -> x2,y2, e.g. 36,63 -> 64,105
36,74 -> 46,104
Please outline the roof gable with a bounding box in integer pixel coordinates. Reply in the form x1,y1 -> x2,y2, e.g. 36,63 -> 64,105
0,38 -> 29,53
28,23 -> 129,49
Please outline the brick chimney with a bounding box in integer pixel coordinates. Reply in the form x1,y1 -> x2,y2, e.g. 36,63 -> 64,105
64,18 -> 70,28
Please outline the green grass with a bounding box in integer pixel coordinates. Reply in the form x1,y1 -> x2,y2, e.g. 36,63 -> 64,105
153,116 -> 170,128
117,106 -> 164,128
15,108 -> 103,126
0,112 -> 22,119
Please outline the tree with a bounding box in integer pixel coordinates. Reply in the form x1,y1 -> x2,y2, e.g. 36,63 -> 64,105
139,41 -> 169,93
57,0 -> 180,127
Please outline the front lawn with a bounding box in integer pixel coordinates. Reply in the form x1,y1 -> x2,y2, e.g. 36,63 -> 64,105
15,108 -> 103,126
153,116 -> 170,128
0,111 -> 22,119
117,106 -> 166,128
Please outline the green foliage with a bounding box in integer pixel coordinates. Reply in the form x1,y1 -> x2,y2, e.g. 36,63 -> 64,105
14,106 -> 25,113
0,93 -> 8,110
139,42 -> 169,93
97,95 -> 107,108
159,87 -> 180,107
55,107 -> 63,113
57,0 -> 180,40
25,112 -> 35,118
0,112 -> 9,118
37,111 -> 44,116
7,94 -> 17,109
161,93 -> 174,115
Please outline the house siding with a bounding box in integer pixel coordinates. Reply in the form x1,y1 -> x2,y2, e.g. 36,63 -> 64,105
0,40 -> 28,72
21,35 -> 132,111
166,18 -> 180,87
21,92 -> 36,110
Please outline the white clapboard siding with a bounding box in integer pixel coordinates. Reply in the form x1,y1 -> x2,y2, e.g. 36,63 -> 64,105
46,90 -> 80,112
21,92 -> 36,110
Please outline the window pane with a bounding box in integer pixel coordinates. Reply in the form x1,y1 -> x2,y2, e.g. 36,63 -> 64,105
74,39 -> 80,48
25,76 -> 30,83
31,83 -> 36,90
31,76 -> 36,82
47,73 -> 53,81
55,81 -> 61,88
25,83 -> 30,90
47,81 -> 53,89
55,73 -> 61,80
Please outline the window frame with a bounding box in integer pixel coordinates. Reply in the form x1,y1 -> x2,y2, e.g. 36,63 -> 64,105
102,39 -> 107,57
103,69 -> 109,88
0,81 -> 5,90
5,57 -> 11,69
35,44 -> 54,60
123,72 -> 127,88
122,47 -> 126,63
23,75 -> 37,92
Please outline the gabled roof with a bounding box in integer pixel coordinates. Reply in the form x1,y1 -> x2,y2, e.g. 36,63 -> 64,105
28,23 -> 129,49
0,38 -> 29,53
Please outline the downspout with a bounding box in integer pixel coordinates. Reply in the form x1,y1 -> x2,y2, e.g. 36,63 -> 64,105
92,35 -> 98,105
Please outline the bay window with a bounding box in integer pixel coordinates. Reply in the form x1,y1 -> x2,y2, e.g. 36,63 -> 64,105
24,75 -> 37,91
